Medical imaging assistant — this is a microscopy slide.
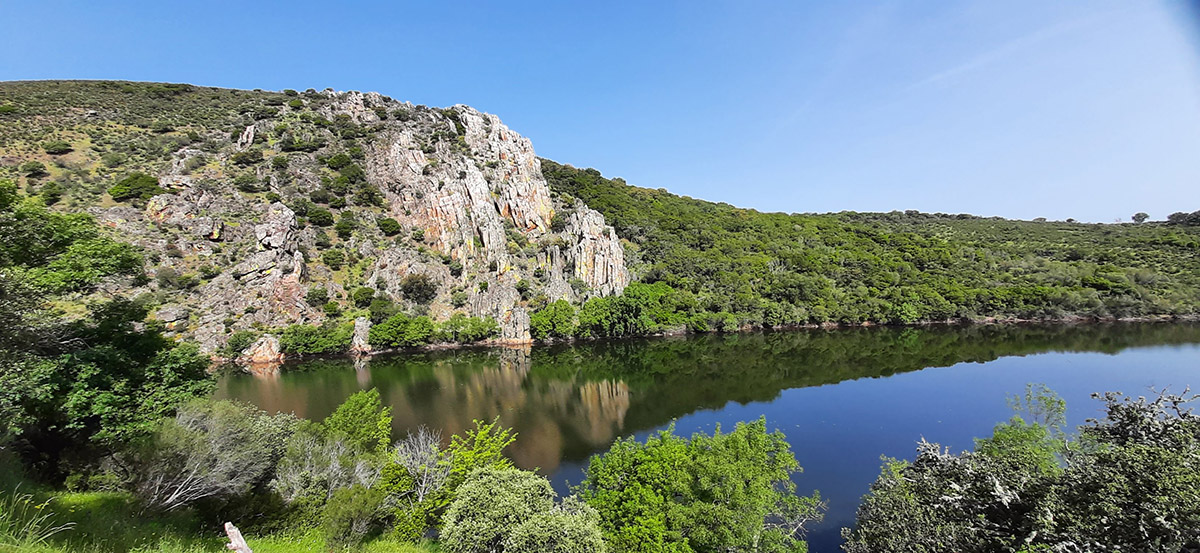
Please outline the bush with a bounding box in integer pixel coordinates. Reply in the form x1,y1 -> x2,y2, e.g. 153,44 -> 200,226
42,140 -> 73,155
530,300 -> 576,340
230,149 -> 263,166
368,297 -> 399,324
400,273 -> 438,304
20,161 -> 47,178
116,399 -> 296,511
322,249 -> 346,270
325,153 -> 352,170
324,388 -> 392,454
323,485 -> 385,550
226,330 -> 259,355
441,468 -> 555,553
368,313 -> 435,348
233,172 -> 266,193
352,286 -> 375,307
305,285 -> 330,307
308,207 -> 334,226
38,182 -> 63,206
271,155 -> 289,170
335,213 -> 357,239
504,497 -> 606,553
108,172 -> 165,201
279,322 -> 353,354
579,418 -> 825,553
377,217 -> 402,236
436,313 -> 500,343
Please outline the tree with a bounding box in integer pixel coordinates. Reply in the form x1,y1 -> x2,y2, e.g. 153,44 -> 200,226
400,273 -> 438,304
1132,212 -> 1149,224
530,299 -> 576,340
115,400 -> 296,511
440,467 -> 556,553
335,212 -> 357,239
305,285 -> 329,307
323,388 -> 392,455
578,418 -> 825,553
352,286 -> 375,307
842,387 -> 1200,553
108,172 -> 165,201
377,217 -> 402,236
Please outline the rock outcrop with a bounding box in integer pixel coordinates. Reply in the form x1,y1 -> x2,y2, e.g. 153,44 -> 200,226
84,89 -> 629,354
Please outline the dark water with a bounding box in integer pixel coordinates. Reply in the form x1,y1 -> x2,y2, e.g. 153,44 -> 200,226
216,322 -> 1200,552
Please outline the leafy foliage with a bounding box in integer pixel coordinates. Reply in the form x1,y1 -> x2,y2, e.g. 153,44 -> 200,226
577,417 -> 824,553
107,172 -> 165,202
279,322 -> 354,354
843,387 -> 1200,552
543,160 -> 1200,328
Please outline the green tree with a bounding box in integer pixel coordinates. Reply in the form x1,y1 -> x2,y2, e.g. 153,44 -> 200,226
352,286 -> 375,307
377,217 -> 402,236
400,273 -> 438,304
1132,212 -> 1149,224
578,418 -> 825,553
440,468 -> 556,553
322,249 -> 346,270
530,299 -> 576,340
323,388 -> 392,454
308,207 -> 334,226
108,172 -> 165,201
42,140 -> 72,155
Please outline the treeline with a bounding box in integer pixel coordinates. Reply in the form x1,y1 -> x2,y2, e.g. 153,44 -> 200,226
240,313 -> 501,356
843,385 -> 1200,552
541,160 -> 1200,331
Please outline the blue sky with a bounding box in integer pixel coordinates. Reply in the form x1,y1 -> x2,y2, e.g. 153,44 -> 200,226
3,1 -> 1199,221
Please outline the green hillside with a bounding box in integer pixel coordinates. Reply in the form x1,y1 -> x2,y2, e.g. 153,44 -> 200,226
539,160 -> 1200,333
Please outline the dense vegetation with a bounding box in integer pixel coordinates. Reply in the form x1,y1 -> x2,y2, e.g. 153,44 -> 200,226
842,386 -> 1200,552
539,160 -> 1200,335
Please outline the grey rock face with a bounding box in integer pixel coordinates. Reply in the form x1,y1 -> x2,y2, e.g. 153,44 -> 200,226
351,317 -> 371,354
86,91 -> 629,354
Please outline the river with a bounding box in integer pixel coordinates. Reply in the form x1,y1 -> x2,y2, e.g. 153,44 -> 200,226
216,322 -> 1200,552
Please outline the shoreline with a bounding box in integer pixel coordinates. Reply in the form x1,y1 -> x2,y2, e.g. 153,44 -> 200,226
223,313 -> 1200,371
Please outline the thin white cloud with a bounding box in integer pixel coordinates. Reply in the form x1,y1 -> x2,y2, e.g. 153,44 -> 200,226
905,8 -> 1124,91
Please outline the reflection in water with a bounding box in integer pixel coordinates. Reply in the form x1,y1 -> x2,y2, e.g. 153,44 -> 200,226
217,322 -> 1200,474
217,322 -> 1200,552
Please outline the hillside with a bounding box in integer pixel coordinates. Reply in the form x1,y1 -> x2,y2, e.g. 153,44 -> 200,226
2,81 -> 1198,357
0,80 -> 629,355
540,160 -> 1200,332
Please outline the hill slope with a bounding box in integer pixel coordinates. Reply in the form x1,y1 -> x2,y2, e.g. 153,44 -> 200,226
0,80 -> 629,353
541,160 -> 1200,330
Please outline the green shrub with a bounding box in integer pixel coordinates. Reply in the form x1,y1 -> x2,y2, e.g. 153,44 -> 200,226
230,149 -> 262,166
108,172 -> 165,201
38,182 -> 64,206
335,213 -> 357,239
530,300 -> 576,340
271,155 -> 289,170
377,217 -> 402,236
400,273 -> 438,304
324,388 -> 392,454
325,153 -> 352,170
305,285 -> 329,307
42,140 -> 73,155
279,322 -> 353,354
322,249 -> 346,269
226,330 -> 259,355
436,313 -> 499,343
323,485 -> 385,551
20,161 -> 47,178
352,286 -> 375,307
368,297 -> 399,324
233,173 -> 266,193
368,313 -> 435,348
308,208 -> 334,226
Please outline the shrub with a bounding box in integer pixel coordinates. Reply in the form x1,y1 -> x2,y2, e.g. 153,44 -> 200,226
411,228 -> 425,242
530,300 -> 576,340
352,286 -> 375,307
115,399 -> 296,511
308,207 -> 334,226
279,322 -> 353,354
368,313 -> 435,348
322,249 -> 346,270
368,297 -> 399,324
226,330 -> 259,355
287,99 -> 303,109
335,213 -> 357,239
504,497 -> 607,553
377,217 -> 402,236
42,141 -> 73,155
19,161 -> 47,178
441,468 -> 556,553
233,172 -> 266,193
305,285 -> 329,307
436,313 -> 500,343
324,389 -> 392,454
325,153 -> 352,170
451,291 -> 469,308
323,485 -> 385,550
108,172 -> 165,201
230,149 -> 263,166
38,182 -> 63,206
399,273 -> 438,304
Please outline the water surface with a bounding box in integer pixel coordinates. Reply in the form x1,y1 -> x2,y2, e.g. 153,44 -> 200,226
217,322 -> 1200,552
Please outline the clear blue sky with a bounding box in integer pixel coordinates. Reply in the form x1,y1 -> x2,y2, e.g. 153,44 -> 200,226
3,0 -> 1199,221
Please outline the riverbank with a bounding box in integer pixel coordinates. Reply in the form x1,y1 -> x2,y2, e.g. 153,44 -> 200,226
223,312 -> 1200,371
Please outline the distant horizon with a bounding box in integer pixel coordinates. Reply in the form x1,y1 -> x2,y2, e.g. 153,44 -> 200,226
3,2 -> 1197,222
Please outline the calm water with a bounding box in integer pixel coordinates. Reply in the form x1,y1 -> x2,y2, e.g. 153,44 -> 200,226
217,322 -> 1200,552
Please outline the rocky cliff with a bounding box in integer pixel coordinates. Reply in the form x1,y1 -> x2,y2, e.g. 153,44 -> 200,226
0,82 -> 629,353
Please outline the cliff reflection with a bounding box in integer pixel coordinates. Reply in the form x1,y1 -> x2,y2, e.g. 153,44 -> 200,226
216,322 -> 1200,473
